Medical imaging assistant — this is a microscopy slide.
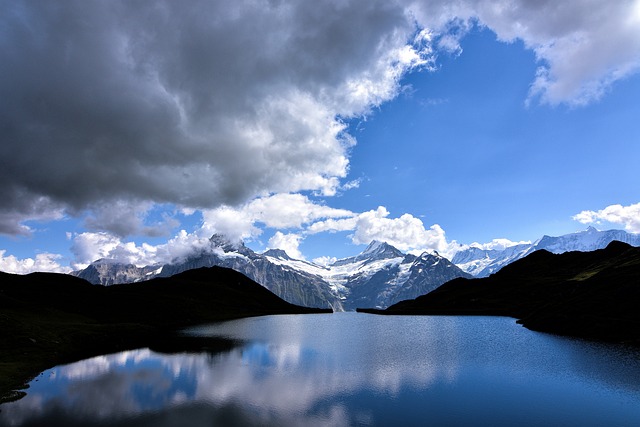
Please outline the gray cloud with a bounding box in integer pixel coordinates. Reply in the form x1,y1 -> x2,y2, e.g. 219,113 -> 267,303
0,0 -> 425,235
1,0 -> 638,237
411,0 -> 640,105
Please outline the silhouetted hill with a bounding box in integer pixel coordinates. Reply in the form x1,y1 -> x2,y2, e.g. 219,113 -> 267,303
360,241 -> 640,343
0,267 -> 329,402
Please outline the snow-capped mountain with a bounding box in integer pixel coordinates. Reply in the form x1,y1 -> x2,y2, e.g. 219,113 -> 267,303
452,227 -> 640,277
319,241 -> 470,310
74,259 -> 161,285
251,240 -> 471,310
452,243 -> 532,277
73,235 -> 341,310
533,226 -> 640,253
72,237 -> 470,311
71,227 -> 640,310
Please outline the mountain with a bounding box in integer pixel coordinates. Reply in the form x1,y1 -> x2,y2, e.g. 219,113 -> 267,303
1,266 -> 329,402
73,238 -> 471,311
364,241 -> 640,344
73,235 -> 343,310
1,266 -> 328,328
232,240 -> 472,310
452,227 -> 640,277
74,259 -> 161,285
320,241 -> 472,310
254,240 -> 471,310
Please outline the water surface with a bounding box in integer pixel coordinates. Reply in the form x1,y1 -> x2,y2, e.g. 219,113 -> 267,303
2,313 -> 640,426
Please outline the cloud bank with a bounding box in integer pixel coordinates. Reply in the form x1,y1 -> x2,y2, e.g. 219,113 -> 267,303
0,0 -> 430,236
2,1 -> 639,272
411,0 -> 640,105
573,202 -> 640,233
0,251 -> 69,275
1,0 -> 639,237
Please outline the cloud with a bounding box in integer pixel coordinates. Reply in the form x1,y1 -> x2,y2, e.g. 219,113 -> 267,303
482,0 -> 640,106
308,206 -> 451,255
69,230 -> 213,269
1,0 -> 638,256
202,193 -> 355,242
67,201 -> 453,269
0,250 -> 70,274
410,0 -> 640,106
0,198 -> 65,236
350,207 -> 450,254
267,232 -> 305,260
83,201 -> 180,238
201,194 -> 451,256
572,202 -> 640,233
0,0 -> 432,236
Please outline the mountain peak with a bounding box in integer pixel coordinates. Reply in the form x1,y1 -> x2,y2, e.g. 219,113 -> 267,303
209,234 -> 244,252
263,248 -> 292,260
585,226 -> 599,233
362,240 -> 385,255
361,240 -> 404,259
329,240 -> 404,267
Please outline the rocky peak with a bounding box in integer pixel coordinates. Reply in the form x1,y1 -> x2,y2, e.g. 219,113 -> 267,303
263,248 -> 292,260
361,240 -> 405,260
209,233 -> 246,252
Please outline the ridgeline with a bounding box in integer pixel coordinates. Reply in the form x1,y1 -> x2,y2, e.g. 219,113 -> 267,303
359,241 -> 640,344
0,266 -> 330,403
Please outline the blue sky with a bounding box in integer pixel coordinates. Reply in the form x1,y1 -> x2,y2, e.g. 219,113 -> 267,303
1,1 -> 640,272
342,28 -> 640,243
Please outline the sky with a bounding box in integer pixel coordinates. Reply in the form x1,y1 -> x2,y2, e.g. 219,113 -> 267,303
1,0 -> 640,273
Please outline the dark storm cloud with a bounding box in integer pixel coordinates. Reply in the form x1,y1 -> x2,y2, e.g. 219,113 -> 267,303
2,0 -> 637,237
0,0 -> 422,235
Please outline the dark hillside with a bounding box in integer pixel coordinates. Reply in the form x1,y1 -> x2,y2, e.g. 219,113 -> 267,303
0,266 -> 329,402
360,241 -> 640,343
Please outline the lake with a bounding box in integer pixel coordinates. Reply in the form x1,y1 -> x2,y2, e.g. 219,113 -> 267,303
2,312 -> 640,426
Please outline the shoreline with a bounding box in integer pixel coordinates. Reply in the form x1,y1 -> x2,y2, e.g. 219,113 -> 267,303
0,317 -> 236,404
0,310 -> 330,404
0,266 -> 332,404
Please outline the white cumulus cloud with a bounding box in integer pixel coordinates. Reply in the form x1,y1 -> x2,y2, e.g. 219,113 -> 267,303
69,230 -> 213,270
267,232 -> 305,261
0,251 -> 70,274
309,206 -> 452,255
573,202 -> 640,233
202,193 -> 355,242
349,206 -> 450,254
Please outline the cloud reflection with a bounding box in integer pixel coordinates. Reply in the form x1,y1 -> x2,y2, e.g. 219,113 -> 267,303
3,314 -> 640,426
0,316 -> 464,426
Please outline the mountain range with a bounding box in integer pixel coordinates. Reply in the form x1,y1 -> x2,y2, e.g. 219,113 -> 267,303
74,238 -> 471,310
73,227 -> 640,310
452,226 -> 640,277
363,241 -> 640,344
0,265 -> 328,402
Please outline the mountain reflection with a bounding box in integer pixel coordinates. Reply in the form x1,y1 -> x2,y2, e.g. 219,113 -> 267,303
0,315 -> 463,426
2,313 -> 640,427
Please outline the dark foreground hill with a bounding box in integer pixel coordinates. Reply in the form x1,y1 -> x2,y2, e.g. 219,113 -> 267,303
0,267 -> 330,402
359,241 -> 640,344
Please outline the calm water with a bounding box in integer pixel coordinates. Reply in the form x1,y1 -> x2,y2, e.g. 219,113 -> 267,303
2,313 -> 640,426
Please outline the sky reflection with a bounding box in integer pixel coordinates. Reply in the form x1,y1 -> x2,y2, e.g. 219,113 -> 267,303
2,314 -> 640,426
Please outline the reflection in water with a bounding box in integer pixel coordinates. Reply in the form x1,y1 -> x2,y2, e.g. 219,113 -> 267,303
2,313 -> 640,426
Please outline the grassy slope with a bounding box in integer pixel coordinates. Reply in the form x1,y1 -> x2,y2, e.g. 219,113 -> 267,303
0,266 -> 330,403
359,241 -> 640,344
